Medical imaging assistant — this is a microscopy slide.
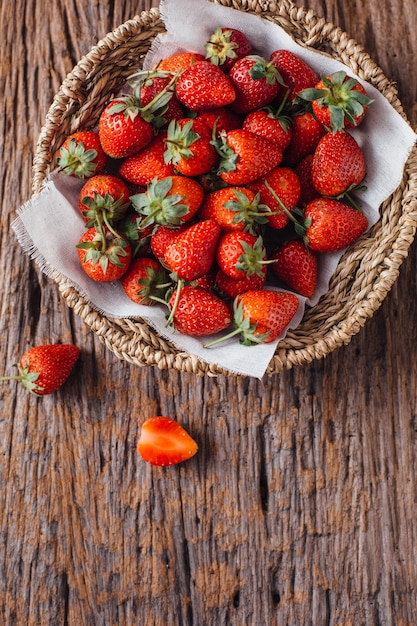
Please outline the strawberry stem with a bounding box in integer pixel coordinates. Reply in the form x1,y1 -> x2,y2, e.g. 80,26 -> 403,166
165,278 -> 184,327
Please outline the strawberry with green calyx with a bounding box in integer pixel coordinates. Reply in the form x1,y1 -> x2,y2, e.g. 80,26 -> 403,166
121,257 -> 172,305
204,289 -> 299,347
228,55 -> 285,114
56,131 -> 107,179
78,174 -> 131,225
118,133 -> 176,186
269,49 -> 319,102
117,214 -> 153,257
77,226 -> 132,282
215,128 -> 283,185
311,131 -> 367,200
242,103 -> 293,152
164,118 -> 218,177
138,73 -> 185,126
270,239 -> 318,298
198,186 -> 271,233
298,70 -> 373,132
248,166 -> 301,230
137,416 -> 198,467
0,344 -> 80,396
175,60 -> 236,110
205,27 -> 253,71
98,72 -> 179,159
216,232 -> 271,280
167,286 -> 232,337
131,175 -> 204,229
303,197 -> 369,253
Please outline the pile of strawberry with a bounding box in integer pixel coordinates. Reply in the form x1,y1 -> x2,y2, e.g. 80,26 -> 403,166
56,26 -> 373,347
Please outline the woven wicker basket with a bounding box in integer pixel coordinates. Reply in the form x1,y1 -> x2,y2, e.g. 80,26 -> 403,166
32,0 -> 417,376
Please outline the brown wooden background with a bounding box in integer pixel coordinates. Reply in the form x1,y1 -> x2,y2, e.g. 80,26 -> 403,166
1,0 -> 417,624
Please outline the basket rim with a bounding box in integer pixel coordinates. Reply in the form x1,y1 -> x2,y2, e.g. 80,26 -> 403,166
31,0 -> 417,377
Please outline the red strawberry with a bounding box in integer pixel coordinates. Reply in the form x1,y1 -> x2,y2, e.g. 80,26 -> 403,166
283,111 -> 326,167
137,416 -> 198,467
311,131 -> 366,197
198,186 -> 267,233
298,70 -> 373,132
304,197 -> 368,252
229,55 -> 283,114
0,344 -> 80,395
150,224 -> 188,262
164,118 -> 218,177
98,97 -> 154,159
78,174 -> 131,224
249,167 -> 301,230
156,51 -> 206,73
168,286 -> 232,336
195,107 -> 242,137
243,107 -> 293,152
205,289 -> 299,346
294,154 -> 320,208
175,60 -> 236,110
131,175 -> 204,228
269,49 -> 319,101
56,130 -> 107,179
139,74 -> 185,126
119,133 -> 176,186
164,219 -> 221,281
77,226 -> 132,282
121,257 -> 171,305
271,239 -> 318,298
204,27 -> 253,71
216,129 -> 283,185
216,232 -> 268,280
215,268 -> 266,299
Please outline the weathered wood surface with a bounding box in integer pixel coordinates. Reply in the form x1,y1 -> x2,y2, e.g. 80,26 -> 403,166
1,1 -> 416,624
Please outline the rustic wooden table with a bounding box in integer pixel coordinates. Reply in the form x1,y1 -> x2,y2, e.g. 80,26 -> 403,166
1,0 -> 417,624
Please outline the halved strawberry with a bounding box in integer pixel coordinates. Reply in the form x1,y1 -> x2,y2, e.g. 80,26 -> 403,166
137,416 -> 198,466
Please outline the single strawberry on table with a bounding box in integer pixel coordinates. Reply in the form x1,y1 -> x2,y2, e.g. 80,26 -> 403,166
137,416 -> 198,467
56,130 -> 107,179
0,344 -> 80,396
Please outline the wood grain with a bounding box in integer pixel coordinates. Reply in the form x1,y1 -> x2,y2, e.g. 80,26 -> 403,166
1,1 -> 416,624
